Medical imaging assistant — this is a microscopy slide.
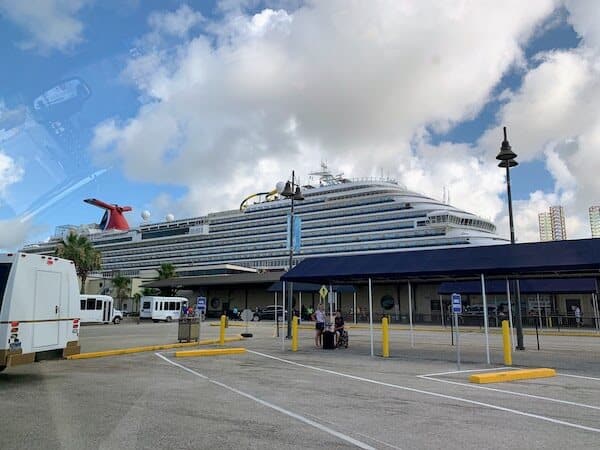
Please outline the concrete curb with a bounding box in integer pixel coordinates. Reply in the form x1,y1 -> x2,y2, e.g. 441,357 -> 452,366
67,336 -> 244,360
469,368 -> 556,384
175,348 -> 247,357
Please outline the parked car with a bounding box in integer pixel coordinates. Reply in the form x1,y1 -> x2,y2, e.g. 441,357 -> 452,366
253,305 -> 286,321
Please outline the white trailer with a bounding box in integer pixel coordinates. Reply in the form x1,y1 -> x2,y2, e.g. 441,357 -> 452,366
79,295 -> 123,324
0,253 -> 80,371
139,296 -> 188,322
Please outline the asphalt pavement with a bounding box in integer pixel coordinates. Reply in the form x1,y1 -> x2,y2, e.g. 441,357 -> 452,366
1,321 -> 598,449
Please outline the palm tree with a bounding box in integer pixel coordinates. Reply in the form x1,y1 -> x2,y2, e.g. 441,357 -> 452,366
157,263 -> 176,280
56,233 -> 101,293
141,287 -> 159,296
111,274 -> 130,310
156,263 -> 177,296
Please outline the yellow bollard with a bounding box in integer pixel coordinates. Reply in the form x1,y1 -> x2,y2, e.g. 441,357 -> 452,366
382,317 -> 389,358
502,320 -> 512,366
292,316 -> 299,352
219,315 -> 226,345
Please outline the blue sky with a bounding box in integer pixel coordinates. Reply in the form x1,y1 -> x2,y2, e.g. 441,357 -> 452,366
0,1 -> 598,248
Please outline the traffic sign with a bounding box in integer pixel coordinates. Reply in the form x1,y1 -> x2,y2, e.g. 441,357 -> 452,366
196,296 -> 206,312
451,293 -> 462,314
319,285 -> 328,299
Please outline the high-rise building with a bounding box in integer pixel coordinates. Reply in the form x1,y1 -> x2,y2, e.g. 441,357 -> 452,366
538,206 -> 567,241
538,212 -> 553,241
589,206 -> 600,238
550,206 -> 567,240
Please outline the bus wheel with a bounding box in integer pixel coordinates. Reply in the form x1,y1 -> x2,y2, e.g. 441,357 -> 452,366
166,316 -> 172,322
113,317 -> 121,324
153,320 -> 159,323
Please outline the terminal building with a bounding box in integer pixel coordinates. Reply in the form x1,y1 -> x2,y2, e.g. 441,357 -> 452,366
23,168 -> 597,324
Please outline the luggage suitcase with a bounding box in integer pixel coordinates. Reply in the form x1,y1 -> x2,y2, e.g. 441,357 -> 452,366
323,330 -> 335,349
337,330 -> 348,348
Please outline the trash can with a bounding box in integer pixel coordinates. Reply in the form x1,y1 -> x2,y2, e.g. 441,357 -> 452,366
178,317 -> 200,342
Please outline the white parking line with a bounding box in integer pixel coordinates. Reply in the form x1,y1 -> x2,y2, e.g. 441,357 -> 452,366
418,375 -> 600,411
303,411 -> 403,450
154,353 -> 375,450
248,350 -> 600,434
559,373 -> 600,382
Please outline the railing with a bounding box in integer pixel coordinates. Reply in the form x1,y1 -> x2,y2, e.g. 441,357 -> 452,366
325,312 -> 600,332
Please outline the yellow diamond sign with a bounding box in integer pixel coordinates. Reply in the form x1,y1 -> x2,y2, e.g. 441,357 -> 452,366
319,285 -> 328,299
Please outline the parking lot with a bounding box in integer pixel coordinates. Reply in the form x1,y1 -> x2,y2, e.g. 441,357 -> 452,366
1,321 -> 599,449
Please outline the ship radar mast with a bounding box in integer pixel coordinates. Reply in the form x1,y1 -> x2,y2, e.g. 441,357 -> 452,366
308,162 -> 346,186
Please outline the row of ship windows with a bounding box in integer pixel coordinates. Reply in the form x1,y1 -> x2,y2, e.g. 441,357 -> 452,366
91,199 -> 406,245
211,191 -> 375,226
428,214 -> 495,232
101,228 -> 442,262
103,237 -> 469,271
102,218 -> 421,259
98,203 -> 421,254
208,196 -> 398,232
103,232 -> 450,266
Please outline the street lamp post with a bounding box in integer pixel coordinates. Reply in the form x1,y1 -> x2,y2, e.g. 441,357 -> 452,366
496,126 -> 525,350
280,171 -> 304,339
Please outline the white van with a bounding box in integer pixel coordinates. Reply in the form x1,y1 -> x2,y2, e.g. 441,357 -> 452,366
140,296 -> 188,322
0,253 -> 80,372
79,295 -> 123,324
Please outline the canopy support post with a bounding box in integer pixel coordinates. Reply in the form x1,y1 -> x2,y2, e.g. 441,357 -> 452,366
505,278 -> 515,349
368,278 -> 374,357
353,291 -> 357,324
481,273 -> 490,365
408,280 -> 414,348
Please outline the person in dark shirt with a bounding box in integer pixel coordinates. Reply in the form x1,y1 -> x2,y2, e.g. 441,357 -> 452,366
334,310 -> 344,345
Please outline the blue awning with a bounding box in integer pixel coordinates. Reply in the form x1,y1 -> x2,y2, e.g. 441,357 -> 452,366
282,239 -> 600,284
438,278 -> 597,295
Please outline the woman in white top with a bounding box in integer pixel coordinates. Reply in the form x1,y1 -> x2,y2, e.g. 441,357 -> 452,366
313,304 -> 326,348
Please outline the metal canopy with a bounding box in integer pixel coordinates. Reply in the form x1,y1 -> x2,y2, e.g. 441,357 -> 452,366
438,278 -> 597,295
281,239 -> 600,284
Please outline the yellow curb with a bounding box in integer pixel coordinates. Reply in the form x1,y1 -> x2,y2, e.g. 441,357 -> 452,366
176,348 -> 247,357
469,368 -> 556,384
67,336 -> 244,360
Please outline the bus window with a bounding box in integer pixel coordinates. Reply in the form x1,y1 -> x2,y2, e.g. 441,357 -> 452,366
86,298 -> 96,310
169,301 -> 175,310
80,299 -> 86,310
154,302 -> 158,311
175,302 -> 180,311
96,300 -> 103,310
143,301 -> 150,309
0,263 -> 10,311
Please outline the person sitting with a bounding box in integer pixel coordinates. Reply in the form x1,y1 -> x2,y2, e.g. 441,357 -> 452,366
334,310 -> 345,345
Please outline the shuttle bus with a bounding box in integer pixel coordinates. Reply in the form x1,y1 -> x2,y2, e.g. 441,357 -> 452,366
140,296 -> 188,322
79,295 -> 123,324
0,253 -> 80,372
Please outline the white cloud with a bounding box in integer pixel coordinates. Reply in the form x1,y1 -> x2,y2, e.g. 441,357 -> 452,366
0,218 -> 34,251
148,4 -> 204,37
476,0 -> 600,241
0,0 -> 89,53
93,1 -> 559,231
0,151 -> 23,197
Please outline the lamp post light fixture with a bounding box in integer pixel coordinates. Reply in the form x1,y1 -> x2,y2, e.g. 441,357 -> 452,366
496,126 -> 525,350
279,170 -> 304,339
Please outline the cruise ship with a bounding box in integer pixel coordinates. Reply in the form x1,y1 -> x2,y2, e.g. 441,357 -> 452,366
24,166 -> 507,276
